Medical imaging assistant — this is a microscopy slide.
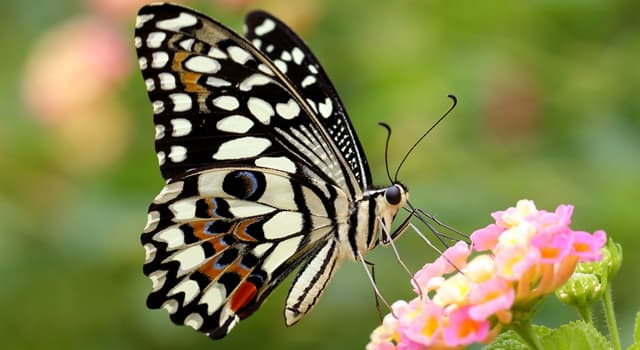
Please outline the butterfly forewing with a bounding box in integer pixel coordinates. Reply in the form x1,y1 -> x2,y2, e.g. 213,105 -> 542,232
136,4 -> 359,196
136,3 -> 366,339
245,11 -> 372,193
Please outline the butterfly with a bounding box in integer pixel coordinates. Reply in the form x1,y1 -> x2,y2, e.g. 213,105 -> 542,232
136,3 -> 413,339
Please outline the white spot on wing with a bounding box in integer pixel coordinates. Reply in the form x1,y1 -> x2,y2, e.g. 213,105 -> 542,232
263,236 -> 303,274
301,75 -> 316,88
252,38 -> 262,49
146,31 -> 166,48
144,243 -> 156,263
134,36 -> 142,48
227,200 -> 276,217
158,72 -> 176,90
152,100 -> 164,114
258,64 -> 274,76
184,313 -> 204,330
169,93 -> 192,112
252,243 -> 273,258
145,78 -> 155,91
157,151 -> 166,165
208,47 -> 227,59
200,282 -> 226,315
212,137 -> 271,160
154,181 -> 184,204
291,47 -> 304,65
206,77 -> 231,87
149,270 -> 167,291
138,57 -> 147,70
151,51 -> 169,68
228,46 -> 251,64
255,18 -> 276,36
154,227 -> 186,250
145,211 -> 160,233
276,99 -> 300,120
156,12 -> 198,31
136,14 -> 154,28
169,145 -> 187,163
168,244 -> 206,275
262,212 -> 304,239
274,59 -> 287,73
216,115 -> 254,133
169,279 -> 200,305
162,299 -> 178,314
319,98 -> 333,118
179,38 -> 195,51
212,95 -> 240,111
155,124 -> 165,140
255,156 -> 296,173
239,74 -> 271,91
169,198 -> 197,220
184,56 -> 220,73
281,51 -> 292,61
248,97 -> 274,124
171,118 -> 192,137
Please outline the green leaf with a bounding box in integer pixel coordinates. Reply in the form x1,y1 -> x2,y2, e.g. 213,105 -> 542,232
540,321 -> 611,350
484,330 -> 530,350
485,321 -> 610,350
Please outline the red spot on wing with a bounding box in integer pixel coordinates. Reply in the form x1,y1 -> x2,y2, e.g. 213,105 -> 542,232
229,282 -> 257,313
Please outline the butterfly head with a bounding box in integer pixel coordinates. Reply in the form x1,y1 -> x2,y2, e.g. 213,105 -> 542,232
370,183 -> 409,247
384,183 -> 408,207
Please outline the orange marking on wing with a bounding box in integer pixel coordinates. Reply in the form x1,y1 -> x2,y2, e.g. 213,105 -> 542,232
205,198 -> 217,217
229,282 -> 257,313
233,218 -> 260,243
172,52 -> 207,93
198,259 -> 224,281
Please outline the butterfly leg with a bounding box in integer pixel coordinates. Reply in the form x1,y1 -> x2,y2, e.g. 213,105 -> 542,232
377,216 -> 423,299
364,259 -> 386,322
357,251 -> 396,317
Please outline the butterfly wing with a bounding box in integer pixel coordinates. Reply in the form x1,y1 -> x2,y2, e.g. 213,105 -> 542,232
245,11 -> 372,192
142,167 -> 347,338
136,3 -> 362,338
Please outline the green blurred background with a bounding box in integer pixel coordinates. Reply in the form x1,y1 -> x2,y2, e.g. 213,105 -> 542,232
1,0 -> 638,349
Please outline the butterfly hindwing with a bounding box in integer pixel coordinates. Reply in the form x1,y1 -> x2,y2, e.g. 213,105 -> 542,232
142,167 -> 348,337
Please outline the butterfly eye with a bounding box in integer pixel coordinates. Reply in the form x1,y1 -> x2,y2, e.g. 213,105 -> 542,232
385,185 -> 402,205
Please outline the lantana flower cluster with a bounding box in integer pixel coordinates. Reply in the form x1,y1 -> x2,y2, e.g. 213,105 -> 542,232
367,200 -> 607,349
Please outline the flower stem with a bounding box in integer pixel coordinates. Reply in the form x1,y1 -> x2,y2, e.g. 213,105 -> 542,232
512,318 -> 544,350
578,305 -> 593,324
602,286 -> 621,350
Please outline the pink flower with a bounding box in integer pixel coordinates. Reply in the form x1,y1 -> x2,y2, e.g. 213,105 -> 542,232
468,278 -> 514,321
369,200 -> 607,349
22,17 -> 130,123
530,231 -> 571,263
571,230 -> 607,261
403,303 -> 444,346
470,224 -> 503,251
442,306 -> 490,346
413,242 -> 471,294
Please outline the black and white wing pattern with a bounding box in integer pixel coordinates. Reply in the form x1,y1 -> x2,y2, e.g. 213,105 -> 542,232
135,3 -> 408,340
244,11 -> 372,191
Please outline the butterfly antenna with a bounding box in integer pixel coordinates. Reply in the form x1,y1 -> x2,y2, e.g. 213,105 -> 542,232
378,122 -> 394,184
393,95 -> 458,182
